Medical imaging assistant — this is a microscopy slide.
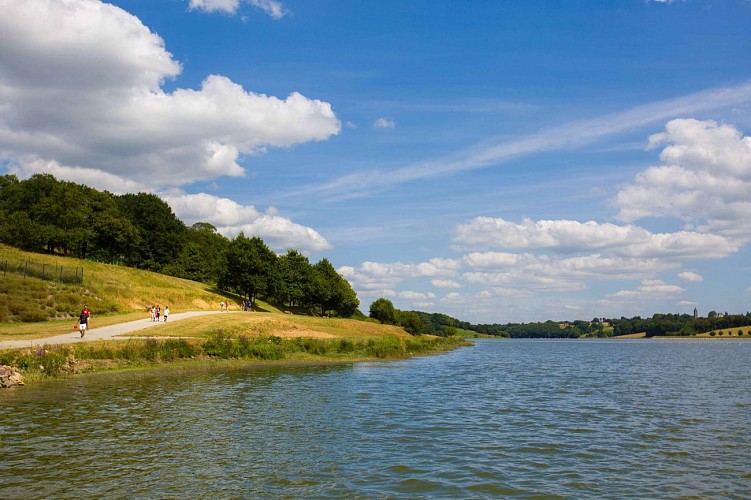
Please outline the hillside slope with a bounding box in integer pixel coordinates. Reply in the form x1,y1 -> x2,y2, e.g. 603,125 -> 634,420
0,245 -> 413,344
0,243 -> 238,323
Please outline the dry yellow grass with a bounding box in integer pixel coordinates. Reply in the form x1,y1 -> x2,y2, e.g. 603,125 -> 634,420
695,326 -> 751,338
125,311 -> 409,340
612,332 -> 647,339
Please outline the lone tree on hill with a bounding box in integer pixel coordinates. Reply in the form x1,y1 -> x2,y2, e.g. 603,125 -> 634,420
370,298 -> 397,325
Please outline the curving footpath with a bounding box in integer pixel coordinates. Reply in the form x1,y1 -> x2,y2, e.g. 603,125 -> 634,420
0,311 -> 223,350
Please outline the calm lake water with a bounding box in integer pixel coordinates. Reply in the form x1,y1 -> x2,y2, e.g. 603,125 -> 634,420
1,339 -> 750,498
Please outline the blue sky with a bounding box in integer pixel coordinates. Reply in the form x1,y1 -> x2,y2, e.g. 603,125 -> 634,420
2,0 -> 750,323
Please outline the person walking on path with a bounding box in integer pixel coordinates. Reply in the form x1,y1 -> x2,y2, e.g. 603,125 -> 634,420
163,306 -> 169,322
155,305 -> 161,322
150,305 -> 155,322
78,310 -> 88,338
83,305 -> 91,328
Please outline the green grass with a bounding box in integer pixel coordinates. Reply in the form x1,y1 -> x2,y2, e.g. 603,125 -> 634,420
0,333 -> 470,382
0,243 -> 235,326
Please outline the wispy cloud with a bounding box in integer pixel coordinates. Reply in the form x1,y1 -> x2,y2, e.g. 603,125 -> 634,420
374,118 -> 396,129
298,82 -> 751,202
189,0 -> 287,18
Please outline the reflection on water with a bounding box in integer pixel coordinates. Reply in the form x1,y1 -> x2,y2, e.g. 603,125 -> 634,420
2,340 -> 750,498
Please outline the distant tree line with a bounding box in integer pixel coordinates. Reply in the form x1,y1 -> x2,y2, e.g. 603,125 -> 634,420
365,299 -> 751,338
0,173 -> 358,317
607,312 -> 751,337
466,313 -> 751,338
464,312 -> 751,338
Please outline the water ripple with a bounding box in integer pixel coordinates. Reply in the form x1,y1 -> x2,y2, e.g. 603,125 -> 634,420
1,340 -> 750,498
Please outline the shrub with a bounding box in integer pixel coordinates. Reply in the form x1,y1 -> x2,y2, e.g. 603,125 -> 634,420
336,338 -> 355,353
4,345 -> 73,377
202,332 -> 286,360
159,339 -> 198,361
74,343 -> 114,360
18,307 -> 49,322
142,338 -> 160,361
365,337 -> 404,358
203,330 -> 234,357
246,338 -> 284,360
116,342 -> 143,361
297,338 -> 330,355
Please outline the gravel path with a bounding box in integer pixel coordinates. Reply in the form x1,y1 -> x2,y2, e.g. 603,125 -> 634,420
0,311 -> 223,350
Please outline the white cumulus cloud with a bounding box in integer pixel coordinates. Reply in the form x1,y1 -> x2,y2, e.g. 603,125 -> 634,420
431,279 -> 462,289
0,0 -> 339,189
161,192 -> 331,252
678,271 -> 703,282
453,217 -> 739,260
614,119 -> 751,239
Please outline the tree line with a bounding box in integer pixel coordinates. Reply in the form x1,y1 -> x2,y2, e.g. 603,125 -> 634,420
607,312 -> 751,337
469,313 -> 751,338
0,173 -> 358,317
365,300 -> 751,338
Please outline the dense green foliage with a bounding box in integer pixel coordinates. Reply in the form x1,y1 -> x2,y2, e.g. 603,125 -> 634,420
368,299 -> 427,335
369,298 -> 397,325
0,174 -> 359,318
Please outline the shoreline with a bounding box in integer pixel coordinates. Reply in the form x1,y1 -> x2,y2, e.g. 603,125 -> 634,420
7,355 -> 390,390
1,330 -> 471,388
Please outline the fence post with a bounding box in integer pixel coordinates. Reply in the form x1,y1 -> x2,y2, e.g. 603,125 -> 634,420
24,261 -> 28,281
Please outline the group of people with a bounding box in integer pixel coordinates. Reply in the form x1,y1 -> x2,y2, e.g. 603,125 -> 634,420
220,300 -> 252,311
149,304 -> 169,322
78,305 -> 91,338
77,303 -> 172,340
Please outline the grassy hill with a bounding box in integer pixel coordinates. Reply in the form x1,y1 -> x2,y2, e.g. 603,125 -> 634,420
0,244 -> 415,344
0,243 -> 238,323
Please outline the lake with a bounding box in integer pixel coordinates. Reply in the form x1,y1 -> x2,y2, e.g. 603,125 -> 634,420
1,339 -> 750,498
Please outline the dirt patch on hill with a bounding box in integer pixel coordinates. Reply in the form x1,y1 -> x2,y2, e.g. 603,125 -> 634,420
273,329 -> 336,339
